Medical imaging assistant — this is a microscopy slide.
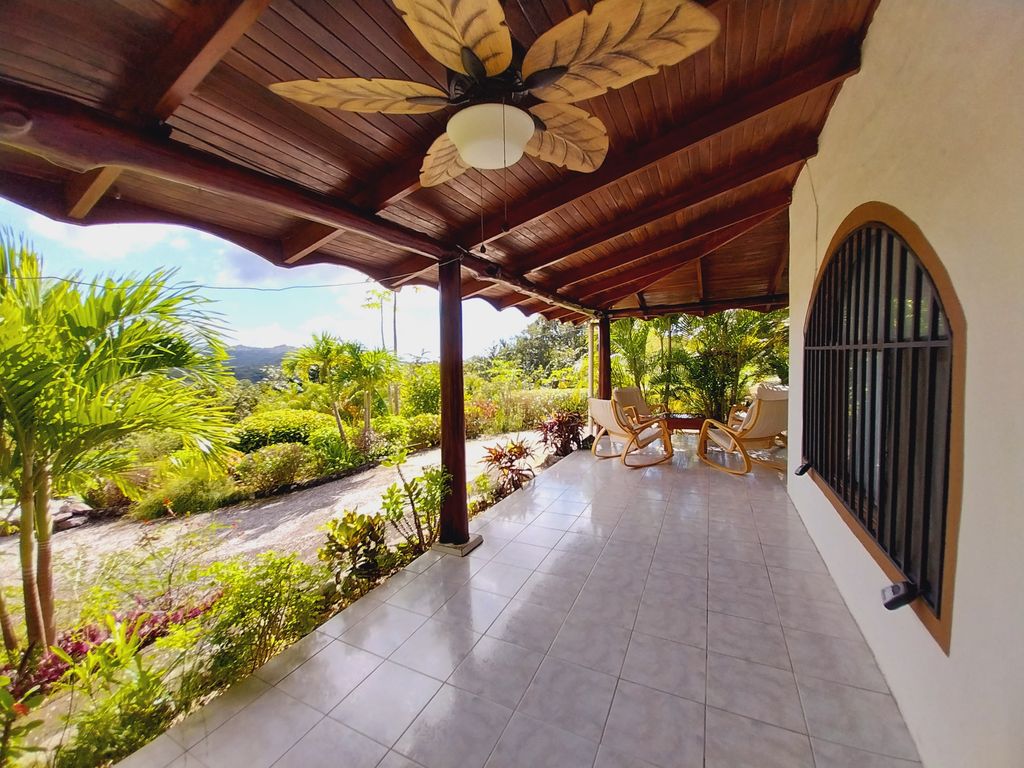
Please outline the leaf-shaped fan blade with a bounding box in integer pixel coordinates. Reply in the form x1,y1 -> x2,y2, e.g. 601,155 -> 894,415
269,78 -> 449,113
420,133 -> 471,187
393,0 -> 512,78
525,104 -> 608,173
522,0 -> 720,103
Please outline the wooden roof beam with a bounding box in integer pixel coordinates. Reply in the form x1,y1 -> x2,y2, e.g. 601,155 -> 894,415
458,42 -> 862,250
1,86 -> 595,318
136,0 -> 273,121
550,187 -> 794,289
0,81 -> 450,260
283,221 -> 346,264
461,278 -> 494,299
62,0 -> 271,221
518,141 -> 807,277
65,166 -> 122,220
577,210 -> 782,306
607,294 -> 789,319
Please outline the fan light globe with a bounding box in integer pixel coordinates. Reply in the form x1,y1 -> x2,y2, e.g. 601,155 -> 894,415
446,103 -> 535,170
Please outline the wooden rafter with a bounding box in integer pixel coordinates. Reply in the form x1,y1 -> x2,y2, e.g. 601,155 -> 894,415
607,294 -> 789,319
138,0 -> 273,121
456,44 -> 861,250
283,221 -> 346,264
63,0 -> 271,221
547,188 -> 794,289
460,278 -> 494,299
768,245 -> 790,295
0,83 -> 594,316
696,259 -> 705,301
516,142 -> 808,276
577,210 -> 782,306
65,166 -> 122,220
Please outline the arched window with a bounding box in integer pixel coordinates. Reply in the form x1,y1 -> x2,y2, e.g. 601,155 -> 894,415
803,203 -> 964,652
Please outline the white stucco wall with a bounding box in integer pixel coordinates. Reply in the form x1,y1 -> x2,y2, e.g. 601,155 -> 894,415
786,2 -> 1024,766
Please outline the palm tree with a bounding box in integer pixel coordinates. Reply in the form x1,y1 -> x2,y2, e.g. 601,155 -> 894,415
348,348 -> 399,434
674,309 -> 789,420
283,334 -> 361,444
610,318 -> 651,395
0,234 -> 234,646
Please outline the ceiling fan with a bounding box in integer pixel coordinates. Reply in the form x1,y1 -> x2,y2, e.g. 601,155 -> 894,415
269,0 -> 719,188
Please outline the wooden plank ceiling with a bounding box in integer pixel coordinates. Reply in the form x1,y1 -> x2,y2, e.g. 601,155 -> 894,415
0,0 -> 878,322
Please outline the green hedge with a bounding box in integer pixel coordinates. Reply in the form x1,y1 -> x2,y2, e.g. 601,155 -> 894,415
234,409 -> 336,453
407,413 -> 441,448
231,443 -> 306,493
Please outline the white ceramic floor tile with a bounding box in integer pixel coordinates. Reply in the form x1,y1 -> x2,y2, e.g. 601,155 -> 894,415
188,688 -> 321,768
706,652 -> 805,733
330,660 -> 442,746
431,586 -> 510,633
136,447 -> 921,768
447,635 -> 544,709
798,675 -> 919,761
705,707 -> 813,768
340,604 -> 428,657
276,639 -> 383,713
467,561 -> 533,597
273,717 -> 387,768
548,616 -> 631,676
518,657 -> 617,742
486,598 -> 567,653
318,596 -> 383,638
390,618 -> 481,679
167,675 -> 271,749
620,630 -> 706,703
485,712 -> 598,768
602,679 -> 705,768
394,685 -> 512,768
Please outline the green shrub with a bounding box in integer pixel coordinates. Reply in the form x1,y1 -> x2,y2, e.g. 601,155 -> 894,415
465,399 -> 497,438
51,618 -> 178,768
131,475 -> 244,521
302,426 -> 364,477
380,452 -> 451,555
187,554 -> 327,692
234,409 -> 336,453
81,479 -> 132,511
407,413 -> 441,449
129,430 -> 185,463
319,510 -> 391,597
401,362 -> 441,416
372,414 -> 410,456
231,443 -> 306,493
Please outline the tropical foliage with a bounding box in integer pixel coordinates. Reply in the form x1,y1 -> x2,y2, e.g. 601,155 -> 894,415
0,235 -> 234,648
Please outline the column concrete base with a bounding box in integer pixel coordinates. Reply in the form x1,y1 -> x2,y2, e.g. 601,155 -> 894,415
431,534 -> 483,558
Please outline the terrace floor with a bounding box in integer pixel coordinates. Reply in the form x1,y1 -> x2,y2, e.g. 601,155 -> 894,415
120,436 -> 921,768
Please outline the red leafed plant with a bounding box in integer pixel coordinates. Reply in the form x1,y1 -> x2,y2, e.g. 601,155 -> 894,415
482,439 -> 536,498
538,411 -> 585,457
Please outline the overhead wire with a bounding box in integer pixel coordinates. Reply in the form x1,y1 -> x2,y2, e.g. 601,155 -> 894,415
9,255 -> 465,293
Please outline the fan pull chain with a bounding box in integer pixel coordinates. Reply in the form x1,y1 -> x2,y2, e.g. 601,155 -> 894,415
502,97 -> 509,233
479,169 -> 486,254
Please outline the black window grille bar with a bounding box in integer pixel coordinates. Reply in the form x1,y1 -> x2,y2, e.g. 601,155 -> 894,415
804,223 -> 953,613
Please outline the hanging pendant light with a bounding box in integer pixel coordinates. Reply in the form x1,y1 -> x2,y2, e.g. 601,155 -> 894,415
447,103 -> 534,170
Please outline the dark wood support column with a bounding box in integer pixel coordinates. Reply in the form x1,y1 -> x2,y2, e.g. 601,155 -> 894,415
598,314 -> 612,399
436,256 -> 478,554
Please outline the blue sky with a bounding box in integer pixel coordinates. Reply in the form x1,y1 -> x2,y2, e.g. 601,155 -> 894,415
0,198 -> 532,359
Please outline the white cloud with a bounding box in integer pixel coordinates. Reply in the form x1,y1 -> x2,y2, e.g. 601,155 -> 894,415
25,214 -> 183,262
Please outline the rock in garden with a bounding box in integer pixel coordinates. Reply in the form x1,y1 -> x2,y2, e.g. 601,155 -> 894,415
55,515 -> 88,532
60,501 -> 92,517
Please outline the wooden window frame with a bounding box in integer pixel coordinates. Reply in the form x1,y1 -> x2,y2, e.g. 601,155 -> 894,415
803,202 -> 965,654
